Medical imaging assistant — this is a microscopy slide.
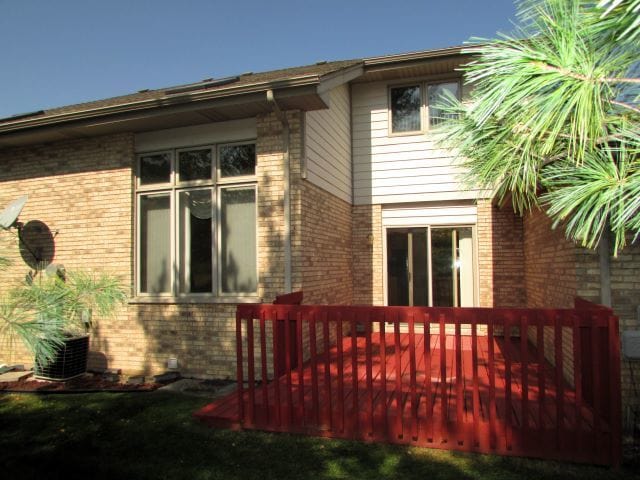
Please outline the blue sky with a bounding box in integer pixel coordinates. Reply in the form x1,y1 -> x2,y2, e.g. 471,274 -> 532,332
0,0 -> 517,118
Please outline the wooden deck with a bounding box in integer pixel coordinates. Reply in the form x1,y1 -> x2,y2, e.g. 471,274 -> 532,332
196,328 -> 617,465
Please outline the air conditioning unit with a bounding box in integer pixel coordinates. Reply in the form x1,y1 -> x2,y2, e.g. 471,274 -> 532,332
623,324 -> 640,360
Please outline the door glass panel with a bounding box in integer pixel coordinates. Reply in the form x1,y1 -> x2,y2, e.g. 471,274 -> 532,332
411,230 -> 428,306
387,231 -> 409,306
457,227 -> 474,307
431,229 -> 454,307
178,189 -> 213,293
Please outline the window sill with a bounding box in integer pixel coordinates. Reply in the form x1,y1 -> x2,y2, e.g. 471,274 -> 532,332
129,296 -> 263,305
388,130 -> 426,137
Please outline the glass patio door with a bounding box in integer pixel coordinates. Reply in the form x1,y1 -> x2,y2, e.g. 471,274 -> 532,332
386,226 -> 474,307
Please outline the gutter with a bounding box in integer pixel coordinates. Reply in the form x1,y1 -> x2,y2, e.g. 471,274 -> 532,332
266,89 -> 292,293
599,229 -> 612,307
363,45 -> 467,66
0,74 -> 326,135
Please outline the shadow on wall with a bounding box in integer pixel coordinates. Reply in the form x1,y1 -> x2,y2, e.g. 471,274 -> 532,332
17,220 -> 56,271
0,134 -> 134,183
353,205 -> 378,305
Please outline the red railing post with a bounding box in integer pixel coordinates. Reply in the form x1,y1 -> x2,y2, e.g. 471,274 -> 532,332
520,314 -> 530,447
285,308 -> 294,427
572,311 -> 583,454
408,312 -> 418,441
336,311 -> 345,434
247,314 -> 255,426
536,311 -> 545,444
297,310 -> 305,425
380,312 -> 388,438
350,310 -> 359,437
271,309 -> 281,427
504,313 -> 512,451
487,311 -> 496,451
310,311 -> 320,426
590,313 -> 602,460
322,310 -> 333,431
471,312 -> 480,449
455,311 -> 463,446
394,312 -> 403,440
439,312 -> 447,444
366,311 -> 374,437
424,312 -> 433,442
236,308 -> 245,425
260,310 -> 269,425
608,313 -> 622,469
554,312 -> 564,452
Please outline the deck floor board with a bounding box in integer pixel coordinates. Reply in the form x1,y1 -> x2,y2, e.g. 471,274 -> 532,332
196,331 -> 609,463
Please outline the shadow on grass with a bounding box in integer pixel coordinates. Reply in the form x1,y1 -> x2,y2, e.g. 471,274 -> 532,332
0,392 -> 637,480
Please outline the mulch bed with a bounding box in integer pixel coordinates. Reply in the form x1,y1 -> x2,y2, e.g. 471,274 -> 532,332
0,374 -> 161,393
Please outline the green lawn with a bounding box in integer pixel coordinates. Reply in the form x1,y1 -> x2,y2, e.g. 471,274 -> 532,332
0,391 -> 637,480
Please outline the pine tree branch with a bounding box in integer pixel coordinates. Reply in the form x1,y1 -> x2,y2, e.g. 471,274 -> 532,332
611,100 -> 640,114
533,61 -> 640,84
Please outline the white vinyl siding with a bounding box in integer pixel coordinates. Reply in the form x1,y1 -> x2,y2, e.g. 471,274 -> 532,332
352,80 -> 482,205
304,84 -> 352,203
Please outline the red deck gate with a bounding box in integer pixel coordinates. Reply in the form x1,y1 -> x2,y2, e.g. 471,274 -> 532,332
200,300 -> 621,467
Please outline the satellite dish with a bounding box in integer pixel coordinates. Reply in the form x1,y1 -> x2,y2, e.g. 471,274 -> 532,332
0,195 -> 28,230
19,220 -> 55,270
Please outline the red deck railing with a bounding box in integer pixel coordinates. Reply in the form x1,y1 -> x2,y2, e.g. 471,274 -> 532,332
197,299 -> 622,467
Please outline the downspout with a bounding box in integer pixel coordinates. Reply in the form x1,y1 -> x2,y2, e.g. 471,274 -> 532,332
599,228 -> 612,307
266,89 -> 292,293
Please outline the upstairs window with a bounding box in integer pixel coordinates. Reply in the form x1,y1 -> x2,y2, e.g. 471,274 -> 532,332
389,80 -> 460,134
390,85 -> 421,133
136,142 -> 257,297
427,82 -> 460,127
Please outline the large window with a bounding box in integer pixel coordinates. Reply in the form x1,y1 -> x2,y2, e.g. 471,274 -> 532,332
136,142 -> 257,297
389,81 -> 460,134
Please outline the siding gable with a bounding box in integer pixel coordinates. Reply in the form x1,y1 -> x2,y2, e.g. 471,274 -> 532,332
351,80 -> 482,205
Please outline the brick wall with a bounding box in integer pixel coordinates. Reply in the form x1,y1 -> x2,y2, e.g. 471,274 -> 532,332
0,112 -> 307,379
299,181 -> 353,305
0,133 -> 134,368
476,199 -> 526,307
352,204 -> 383,305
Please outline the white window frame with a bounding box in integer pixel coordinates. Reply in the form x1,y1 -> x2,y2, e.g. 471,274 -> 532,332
388,83 -> 425,136
388,78 -> 462,136
134,141 -> 258,298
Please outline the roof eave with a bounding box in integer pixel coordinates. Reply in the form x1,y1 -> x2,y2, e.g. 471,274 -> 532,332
0,74 -> 330,136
